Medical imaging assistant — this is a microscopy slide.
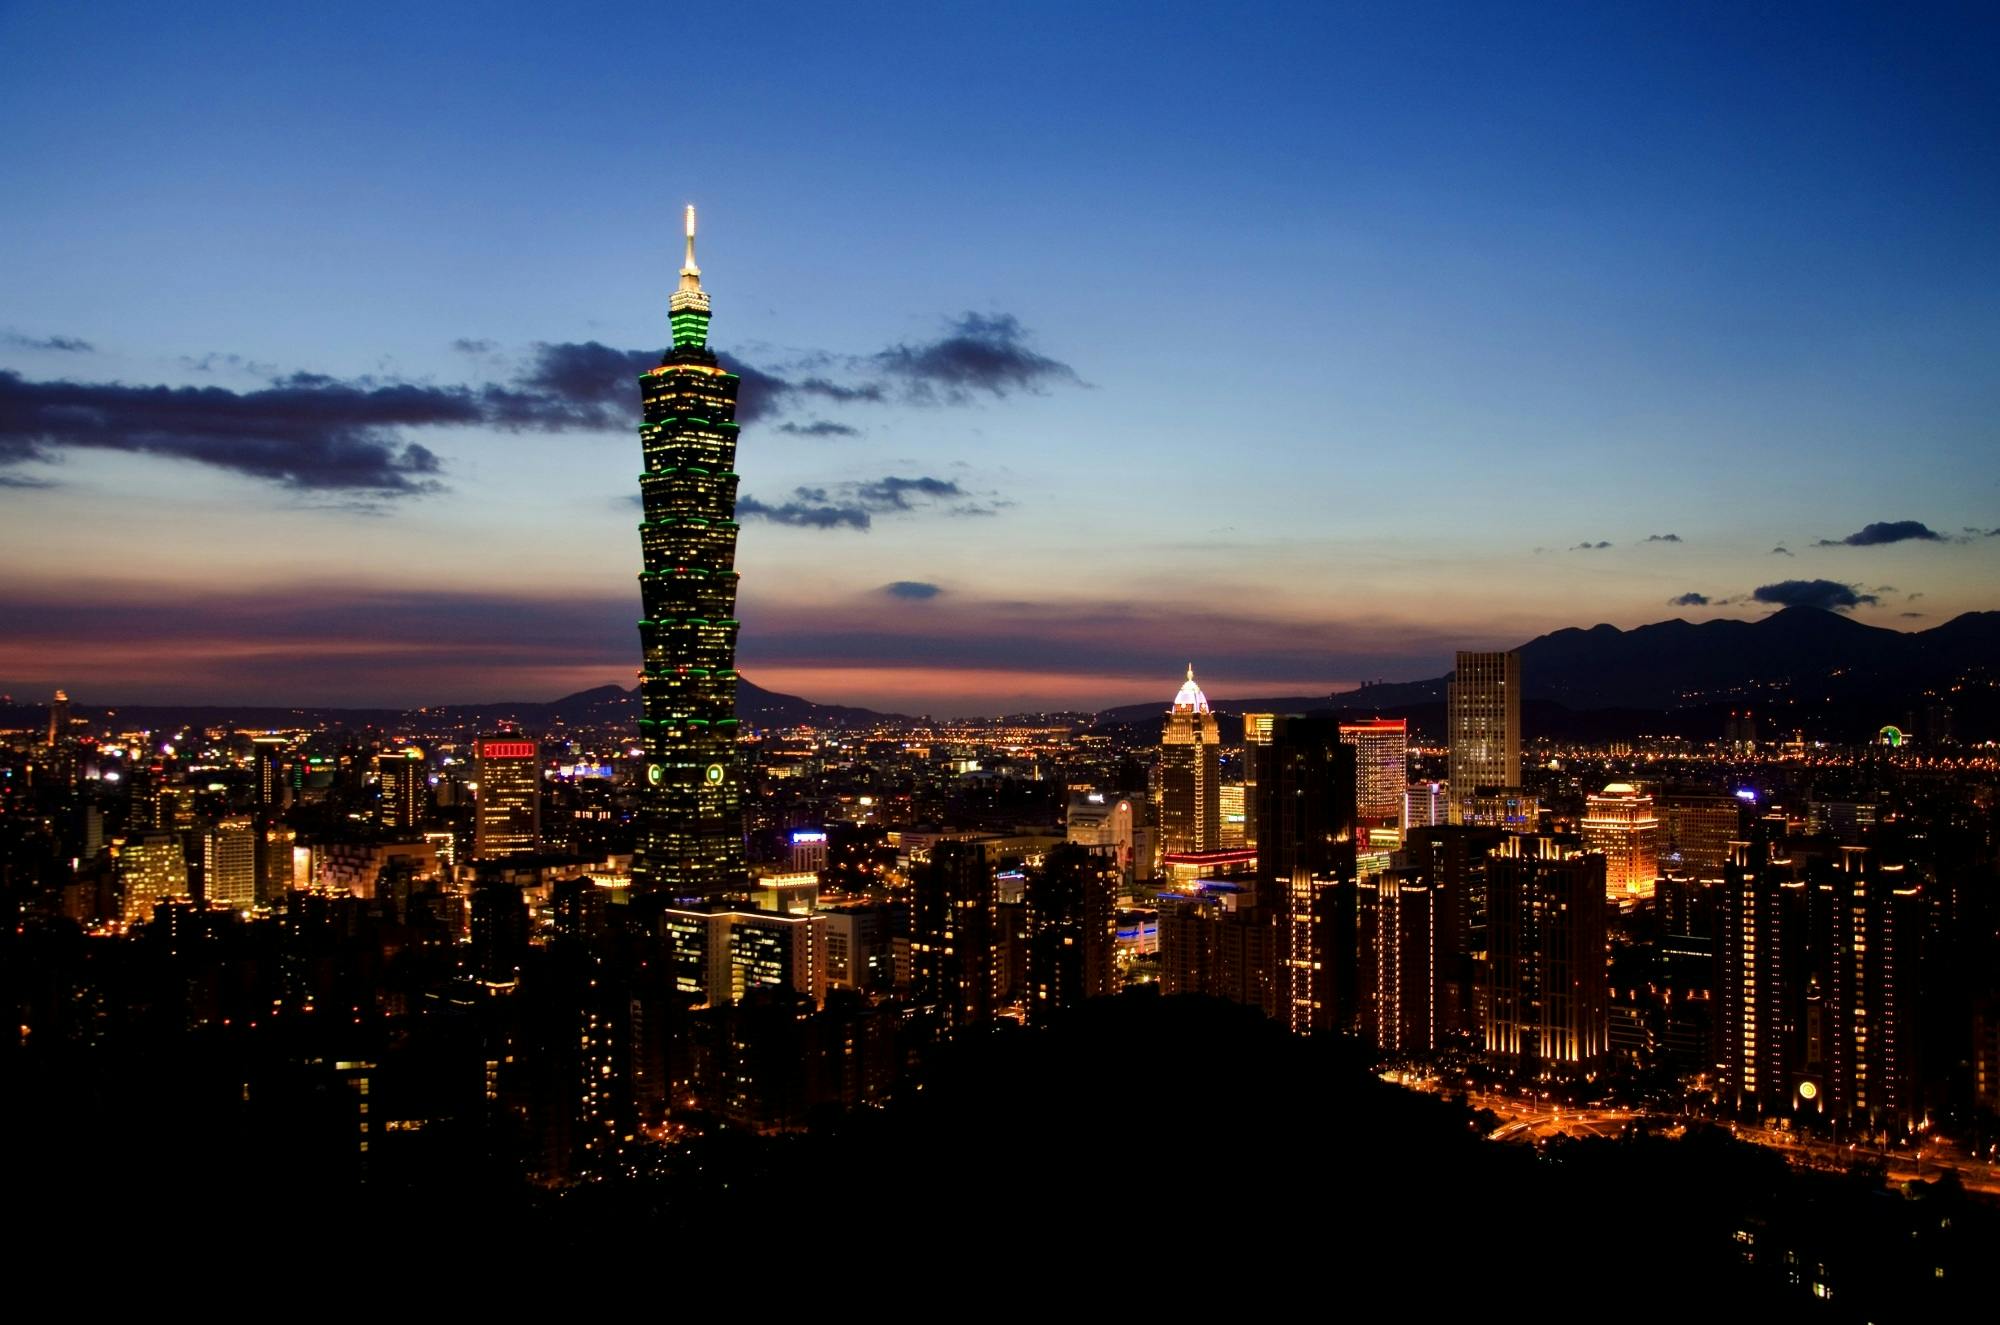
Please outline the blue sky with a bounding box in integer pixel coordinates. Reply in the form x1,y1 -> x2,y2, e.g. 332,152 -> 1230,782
3,2 -> 1997,713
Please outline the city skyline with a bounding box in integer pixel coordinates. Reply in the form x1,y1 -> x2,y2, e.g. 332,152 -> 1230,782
4,4 -> 1999,715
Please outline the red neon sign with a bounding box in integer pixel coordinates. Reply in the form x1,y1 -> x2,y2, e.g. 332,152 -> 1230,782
481,741 -> 536,759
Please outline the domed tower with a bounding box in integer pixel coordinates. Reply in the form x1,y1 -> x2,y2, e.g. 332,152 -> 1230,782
1159,664 -> 1222,856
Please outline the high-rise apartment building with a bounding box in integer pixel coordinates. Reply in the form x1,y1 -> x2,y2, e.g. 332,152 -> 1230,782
1447,650 -> 1520,825
1159,666 -> 1222,855
474,735 -> 541,860
1483,835 -> 1608,1072
909,840 -> 996,1030
1024,843 -> 1118,1021
631,206 -> 748,897
1255,716 -> 1358,1035
1581,782 -> 1660,902
202,816 -> 257,911
47,689 -> 69,747
1340,718 -> 1409,829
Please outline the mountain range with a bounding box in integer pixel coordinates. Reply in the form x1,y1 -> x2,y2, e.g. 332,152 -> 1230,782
1094,607 -> 2000,742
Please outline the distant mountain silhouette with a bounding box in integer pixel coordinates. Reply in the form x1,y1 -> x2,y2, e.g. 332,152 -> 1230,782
0,675 -> 904,735
1094,608 -> 2000,741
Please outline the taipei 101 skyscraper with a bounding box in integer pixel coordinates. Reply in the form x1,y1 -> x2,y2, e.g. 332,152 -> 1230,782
631,205 -> 747,896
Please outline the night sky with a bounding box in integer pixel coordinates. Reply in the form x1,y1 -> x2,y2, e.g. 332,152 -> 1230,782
3,3 -> 1997,714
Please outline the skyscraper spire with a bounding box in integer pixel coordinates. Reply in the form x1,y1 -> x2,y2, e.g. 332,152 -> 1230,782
680,204 -> 701,288
669,202 -> 711,347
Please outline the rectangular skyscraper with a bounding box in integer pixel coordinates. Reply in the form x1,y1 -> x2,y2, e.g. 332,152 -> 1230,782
1339,718 -> 1409,829
632,206 -> 748,897
1255,716 -> 1358,1035
1447,650 -> 1521,825
203,816 -> 257,910
474,736 -> 540,860
1159,666 -> 1222,856
1483,835 -> 1608,1072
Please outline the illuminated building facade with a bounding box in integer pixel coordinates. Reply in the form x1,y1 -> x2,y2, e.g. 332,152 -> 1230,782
1159,665 -> 1222,856
1339,718 -> 1408,829
1447,650 -> 1520,825
1824,847 -> 1923,1126
1483,835 -> 1608,1072
631,206 -> 748,897
115,832 -> 188,924
1658,790 -> 1741,875
251,736 -> 290,809
1719,838 -> 1809,1115
1255,716 -> 1358,1035
202,816 -> 257,910
1581,782 -> 1660,901
46,689 -> 68,747
1219,782 -> 1247,849
1404,780 -> 1447,833
1360,868 -> 1438,1053
1067,788 -> 1138,883
789,830 -> 828,875
1158,881 -> 1267,1006
1240,711 -> 1273,848
474,735 -> 541,860
377,748 -> 426,830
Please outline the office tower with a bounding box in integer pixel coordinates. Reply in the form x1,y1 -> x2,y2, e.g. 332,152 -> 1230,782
631,205 -> 748,897
1067,788 -> 1137,883
1218,782 -> 1246,849
471,882 -> 530,988
1159,665 -> 1222,855
1023,843 -> 1118,1021
909,839 -> 996,1029
1657,790 -> 1741,876
202,816 -> 257,911
257,822 -> 298,904
1581,782 -> 1660,902
115,832 -> 188,924
1404,780 -> 1447,832
1447,650 -> 1520,825
251,736 -> 290,808
378,748 -> 426,830
822,906 -> 889,990
474,734 -> 540,860
789,829 -> 828,875
46,689 -> 69,747
1241,712 -> 1274,848
1339,718 -> 1408,829
1723,709 -> 1757,756
1255,716 -> 1358,1035
1483,836 -> 1608,1072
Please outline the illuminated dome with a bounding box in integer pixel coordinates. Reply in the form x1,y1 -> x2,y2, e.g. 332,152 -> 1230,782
1172,663 -> 1210,714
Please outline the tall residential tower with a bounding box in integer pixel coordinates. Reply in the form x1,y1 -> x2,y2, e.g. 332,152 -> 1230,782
632,206 -> 748,896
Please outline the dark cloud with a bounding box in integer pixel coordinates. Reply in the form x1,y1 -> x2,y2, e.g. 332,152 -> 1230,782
775,420 -> 860,437
736,474 -> 976,533
873,313 -> 1080,402
1571,541 -> 1612,551
1900,612 -> 1925,619
1645,533 -> 1682,543
1815,520 -> 1942,547
1752,579 -> 1879,612
516,340 -> 656,426
2,332 -> 93,353
854,475 -> 962,509
883,581 -> 943,600
1771,546 -> 1793,556
736,494 -> 872,530
1668,592 -> 1710,607
0,369 -> 457,495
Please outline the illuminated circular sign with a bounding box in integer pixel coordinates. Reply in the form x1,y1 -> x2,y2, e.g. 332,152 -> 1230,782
646,763 -> 663,786
1798,1080 -> 1818,1101
1877,725 -> 1904,748
705,762 -> 725,785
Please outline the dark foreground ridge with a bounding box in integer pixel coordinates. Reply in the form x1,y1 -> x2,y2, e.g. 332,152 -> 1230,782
10,993 -> 1985,1312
